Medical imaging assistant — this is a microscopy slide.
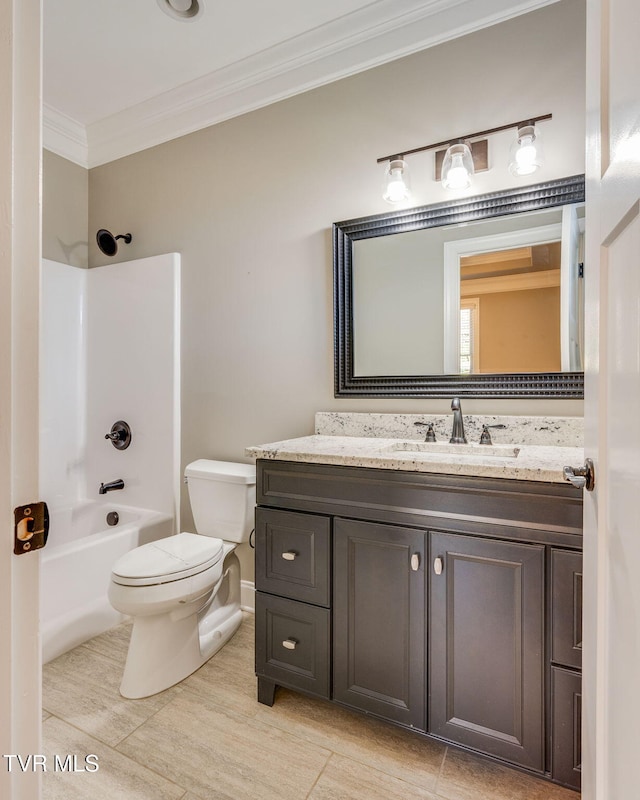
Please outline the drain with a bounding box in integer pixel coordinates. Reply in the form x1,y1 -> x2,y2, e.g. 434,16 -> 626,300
106,511 -> 119,527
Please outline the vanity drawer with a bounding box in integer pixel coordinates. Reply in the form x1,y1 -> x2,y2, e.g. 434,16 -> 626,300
255,508 -> 330,607
255,592 -> 330,699
551,549 -> 583,669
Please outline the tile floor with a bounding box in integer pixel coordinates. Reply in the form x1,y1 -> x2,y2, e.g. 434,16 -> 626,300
42,613 -> 579,800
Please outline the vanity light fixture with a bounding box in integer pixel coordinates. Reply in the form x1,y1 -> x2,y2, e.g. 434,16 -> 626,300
377,113 -> 551,201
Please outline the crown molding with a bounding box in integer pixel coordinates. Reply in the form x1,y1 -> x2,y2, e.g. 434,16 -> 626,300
43,104 -> 89,168
45,0 -> 559,168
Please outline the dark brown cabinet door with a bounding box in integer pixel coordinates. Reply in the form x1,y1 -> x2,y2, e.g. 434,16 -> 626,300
333,518 -> 426,730
551,549 -> 583,670
429,532 -> 545,771
551,666 -> 582,790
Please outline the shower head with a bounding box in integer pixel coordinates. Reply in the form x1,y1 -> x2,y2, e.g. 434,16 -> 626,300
96,229 -> 133,257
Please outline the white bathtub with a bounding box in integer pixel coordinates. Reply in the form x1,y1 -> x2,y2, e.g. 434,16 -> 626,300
41,500 -> 174,663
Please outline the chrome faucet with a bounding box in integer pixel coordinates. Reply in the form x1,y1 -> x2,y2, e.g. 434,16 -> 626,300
449,398 -> 467,444
99,478 -> 125,495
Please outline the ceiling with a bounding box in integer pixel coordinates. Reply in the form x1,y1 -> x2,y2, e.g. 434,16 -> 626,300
43,0 -> 559,168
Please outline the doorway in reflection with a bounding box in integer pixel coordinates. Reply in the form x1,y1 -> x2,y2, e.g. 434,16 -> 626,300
458,242 -> 562,374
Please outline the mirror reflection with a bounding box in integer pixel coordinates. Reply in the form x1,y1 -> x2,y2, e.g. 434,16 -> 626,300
352,204 -> 584,379
459,241 -> 564,374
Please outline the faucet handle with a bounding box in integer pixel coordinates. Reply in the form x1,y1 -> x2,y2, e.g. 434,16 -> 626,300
479,423 -> 507,445
414,422 -> 437,442
105,420 -> 132,450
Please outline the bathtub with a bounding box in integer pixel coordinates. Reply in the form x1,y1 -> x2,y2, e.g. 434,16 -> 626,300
41,500 -> 174,663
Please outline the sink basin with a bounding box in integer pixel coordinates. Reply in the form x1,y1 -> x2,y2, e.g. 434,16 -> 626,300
385,441 -> 520,459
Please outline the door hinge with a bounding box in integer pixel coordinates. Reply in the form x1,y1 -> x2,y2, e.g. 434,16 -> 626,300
578,262 -> 584,278
14,502 -> 49,554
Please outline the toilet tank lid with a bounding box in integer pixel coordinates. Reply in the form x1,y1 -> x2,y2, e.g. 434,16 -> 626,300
185,459 -> 256,484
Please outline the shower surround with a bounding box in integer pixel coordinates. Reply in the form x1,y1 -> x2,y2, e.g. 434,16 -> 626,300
40,255 -> 181,662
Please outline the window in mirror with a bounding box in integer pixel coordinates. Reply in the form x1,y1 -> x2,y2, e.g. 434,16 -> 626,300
459,298 -> 479,374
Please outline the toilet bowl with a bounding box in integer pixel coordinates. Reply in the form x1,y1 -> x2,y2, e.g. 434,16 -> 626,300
108,459 -> 255,699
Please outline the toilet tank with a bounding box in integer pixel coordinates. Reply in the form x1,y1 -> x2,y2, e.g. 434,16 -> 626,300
184,459 -> 256,542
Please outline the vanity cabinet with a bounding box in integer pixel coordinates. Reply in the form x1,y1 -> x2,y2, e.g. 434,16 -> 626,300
254,459 -> 583,791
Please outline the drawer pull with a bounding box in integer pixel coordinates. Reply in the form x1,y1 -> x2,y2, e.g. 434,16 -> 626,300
281,550 -> 298,561
434,557 -> 443,575
411,553 -> 420,571
282,638 -> 298,650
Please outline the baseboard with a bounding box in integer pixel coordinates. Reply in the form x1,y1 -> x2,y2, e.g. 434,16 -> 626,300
240,580 -> 255,612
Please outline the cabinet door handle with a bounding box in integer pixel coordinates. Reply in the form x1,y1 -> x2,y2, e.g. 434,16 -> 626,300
281,551 -> 298,561
411,553 -> 420,571
282,638 -> 298,650
433,557 -> 443,575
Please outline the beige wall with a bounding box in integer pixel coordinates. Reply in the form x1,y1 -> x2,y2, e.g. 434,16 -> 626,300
43,149 -> 88,268
81,0 -> 586,579
479,287 -> 562,373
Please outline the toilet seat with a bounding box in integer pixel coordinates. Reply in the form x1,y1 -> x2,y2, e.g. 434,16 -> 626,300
111,532 -> 224,587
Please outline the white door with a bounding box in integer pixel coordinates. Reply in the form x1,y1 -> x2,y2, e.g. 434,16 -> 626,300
0,1 -> 43,799
583,0 -> 640,797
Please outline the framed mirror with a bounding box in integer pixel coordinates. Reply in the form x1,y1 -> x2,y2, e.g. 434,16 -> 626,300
333,174 -> 585,398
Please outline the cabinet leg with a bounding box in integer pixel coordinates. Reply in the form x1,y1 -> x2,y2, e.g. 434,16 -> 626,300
257,677 -> 277,706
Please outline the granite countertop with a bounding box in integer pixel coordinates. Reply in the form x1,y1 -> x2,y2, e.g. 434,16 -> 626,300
246,412 -> 584,484
245,434 -> 584,484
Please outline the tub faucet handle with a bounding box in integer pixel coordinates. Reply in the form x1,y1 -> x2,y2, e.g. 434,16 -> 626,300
105,421 -> 132,450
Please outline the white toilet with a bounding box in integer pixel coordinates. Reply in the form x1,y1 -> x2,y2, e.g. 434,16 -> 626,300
108,459 -> 256,699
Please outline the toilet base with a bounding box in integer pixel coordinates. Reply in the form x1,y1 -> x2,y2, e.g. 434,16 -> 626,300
119,552 -> 242,699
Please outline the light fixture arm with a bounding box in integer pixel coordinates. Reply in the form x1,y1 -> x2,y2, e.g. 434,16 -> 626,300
376,113 -> 552,164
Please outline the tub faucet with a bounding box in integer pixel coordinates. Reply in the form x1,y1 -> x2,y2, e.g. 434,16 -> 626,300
449,398 -> 468,444
99,478 -> 125,495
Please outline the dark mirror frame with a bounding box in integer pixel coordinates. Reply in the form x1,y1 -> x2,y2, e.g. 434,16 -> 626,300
333,174 -> 585,398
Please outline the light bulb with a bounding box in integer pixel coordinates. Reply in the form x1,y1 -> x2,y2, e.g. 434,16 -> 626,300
441,143 -> 474,190
382,159 -> 411,204
384,171 -> 408,203
515,135 -> 537,173
509,125 -> 543,176
445,154 -> 471,189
